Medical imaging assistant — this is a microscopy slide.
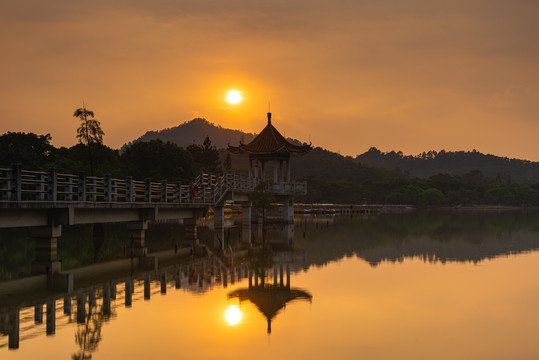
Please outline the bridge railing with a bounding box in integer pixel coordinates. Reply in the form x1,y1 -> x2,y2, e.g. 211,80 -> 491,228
0,165 -> 259,205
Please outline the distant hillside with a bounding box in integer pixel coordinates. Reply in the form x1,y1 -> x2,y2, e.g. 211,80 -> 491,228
123,118 -> 256,150
123,119 -> 539,185
355,147 -> 539,184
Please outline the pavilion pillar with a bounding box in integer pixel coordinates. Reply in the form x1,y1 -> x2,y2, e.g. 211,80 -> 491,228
273,159 -> 279,183
248,158 -> 253,178
126,221 -> 148,257
241,203 -> 252,244
260,161 -> 266,180
287,159 -> 291,182
213,206 -> 225,250
31,225 -> 62,274
280,160 -> 285,182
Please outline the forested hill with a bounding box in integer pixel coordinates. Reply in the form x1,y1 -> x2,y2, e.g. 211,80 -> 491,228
355,147 -> 539,184
124,118 -> 255,150
125,118 -> 539,184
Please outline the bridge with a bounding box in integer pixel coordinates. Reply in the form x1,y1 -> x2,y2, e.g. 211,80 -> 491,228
0,164 -> 306,273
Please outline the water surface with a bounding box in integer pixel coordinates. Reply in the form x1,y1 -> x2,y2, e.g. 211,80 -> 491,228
1,210 -> 539,359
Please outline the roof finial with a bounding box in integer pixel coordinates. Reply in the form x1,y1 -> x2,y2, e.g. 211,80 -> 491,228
267,101 -> 272,125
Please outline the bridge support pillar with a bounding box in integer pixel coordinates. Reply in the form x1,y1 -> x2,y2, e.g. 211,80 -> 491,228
7,309 -> 19,349
241,203 -> 252,245
283,223 -> 294,246
126,221 -> 148,257
31,225 -> 62,274
213,206 -> 225,251
184,218 -> 198,248
282,197 -> 294,224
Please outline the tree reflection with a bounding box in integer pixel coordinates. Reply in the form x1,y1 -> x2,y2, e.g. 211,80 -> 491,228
71,293 -> 112,360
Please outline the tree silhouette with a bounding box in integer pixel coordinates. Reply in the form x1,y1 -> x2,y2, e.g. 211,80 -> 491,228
73,107 -> 104,175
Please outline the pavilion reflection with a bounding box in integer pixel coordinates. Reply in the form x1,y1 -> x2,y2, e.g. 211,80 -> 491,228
228,251 -> 312,334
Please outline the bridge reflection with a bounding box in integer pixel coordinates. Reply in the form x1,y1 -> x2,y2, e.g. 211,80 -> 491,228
0,238 -> 307,352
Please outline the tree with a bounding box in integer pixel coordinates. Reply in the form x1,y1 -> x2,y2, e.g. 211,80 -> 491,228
187,135 -> 221,173
73,107 -> 104,175
121,139 -> 195,182
0,132 -> 54,169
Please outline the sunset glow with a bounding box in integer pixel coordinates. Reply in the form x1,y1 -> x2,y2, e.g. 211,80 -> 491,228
226,90 -> 242,104
1,1 -> 539,160
225,305 -> 242,326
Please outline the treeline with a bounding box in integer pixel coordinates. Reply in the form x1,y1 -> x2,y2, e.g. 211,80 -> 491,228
355,147 -> 539,184
290,147 -> 539,206
301,172 -> 539,206
0,132 -> 222,182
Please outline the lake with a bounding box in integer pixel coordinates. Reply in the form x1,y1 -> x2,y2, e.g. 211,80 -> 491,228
1,210 -> 539,359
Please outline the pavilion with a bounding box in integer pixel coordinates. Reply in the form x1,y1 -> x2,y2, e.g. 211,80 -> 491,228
228,112 -> 311,223
227,112 -> 311,184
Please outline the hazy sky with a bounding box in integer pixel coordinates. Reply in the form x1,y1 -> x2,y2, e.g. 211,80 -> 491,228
1,0 -> 538,159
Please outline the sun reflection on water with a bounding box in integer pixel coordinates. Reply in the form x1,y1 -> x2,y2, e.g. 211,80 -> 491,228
225,305 -> 242,326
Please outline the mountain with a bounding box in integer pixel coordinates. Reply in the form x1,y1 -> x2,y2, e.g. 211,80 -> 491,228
123,118 -> 539,184
123,118 -> 256,150
355,147 -> 539,184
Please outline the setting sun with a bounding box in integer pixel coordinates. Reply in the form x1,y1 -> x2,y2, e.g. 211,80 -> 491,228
225,305 -> 242,326
226,90 -> 242,104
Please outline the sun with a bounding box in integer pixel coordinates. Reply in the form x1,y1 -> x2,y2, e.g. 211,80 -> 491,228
225,305 -> 242,326
226,90 -> 242,104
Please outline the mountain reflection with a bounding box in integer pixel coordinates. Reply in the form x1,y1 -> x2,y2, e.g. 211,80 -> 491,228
293,210 -> 539,267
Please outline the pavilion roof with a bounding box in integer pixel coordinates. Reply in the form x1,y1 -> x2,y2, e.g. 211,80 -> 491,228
228,113 -> 311,156
228,285 -> 312,333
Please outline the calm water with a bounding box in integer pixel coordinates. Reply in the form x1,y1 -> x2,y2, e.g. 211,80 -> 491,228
1,210 -> 539,359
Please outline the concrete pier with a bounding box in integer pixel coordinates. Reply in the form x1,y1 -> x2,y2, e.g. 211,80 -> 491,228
31,225 -> 62,274
126,221 -> 148,257
213,206 -> 225,250
241,203 -> 252,244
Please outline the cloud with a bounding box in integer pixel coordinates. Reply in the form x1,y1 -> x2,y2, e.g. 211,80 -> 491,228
1,0 -> 539,159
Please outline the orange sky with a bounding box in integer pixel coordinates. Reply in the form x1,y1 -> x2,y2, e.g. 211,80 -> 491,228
1,1 -> 538,160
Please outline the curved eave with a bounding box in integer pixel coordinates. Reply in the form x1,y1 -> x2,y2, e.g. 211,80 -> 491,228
228,144 -> 312,156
